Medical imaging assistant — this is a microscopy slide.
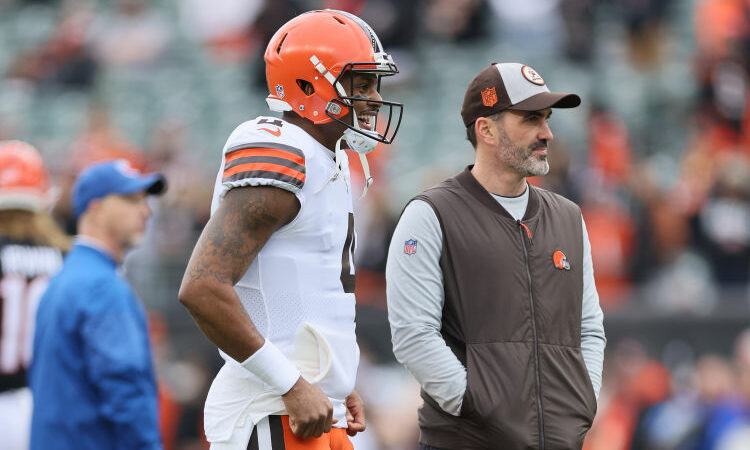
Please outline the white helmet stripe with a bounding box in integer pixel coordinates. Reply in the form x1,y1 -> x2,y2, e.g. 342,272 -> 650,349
310,55 -> 338,85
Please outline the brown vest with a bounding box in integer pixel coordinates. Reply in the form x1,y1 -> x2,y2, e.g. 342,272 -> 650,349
414,168 -> 597,450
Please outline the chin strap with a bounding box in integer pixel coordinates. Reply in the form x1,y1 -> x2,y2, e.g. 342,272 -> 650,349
315,137 -> 348,195
309,56 -> 376,197
314,138 -> 373,198
335,140 -> 348,194
345,105 -> 376,198
358,152 -> 373,198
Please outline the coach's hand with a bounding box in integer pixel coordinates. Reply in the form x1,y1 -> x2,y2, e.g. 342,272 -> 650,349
345,390 -> 366,436
282,377 -> 335,439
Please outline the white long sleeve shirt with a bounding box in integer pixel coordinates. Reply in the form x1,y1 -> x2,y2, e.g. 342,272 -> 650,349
386,188 -> 606,416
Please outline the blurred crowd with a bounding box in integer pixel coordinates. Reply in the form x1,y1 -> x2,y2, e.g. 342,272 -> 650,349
2,0 -> 750,448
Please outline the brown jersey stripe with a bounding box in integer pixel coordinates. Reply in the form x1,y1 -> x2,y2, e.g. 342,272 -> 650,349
224,155 -> 304,174
223,162 -> 305,183
223,170 -> 304,190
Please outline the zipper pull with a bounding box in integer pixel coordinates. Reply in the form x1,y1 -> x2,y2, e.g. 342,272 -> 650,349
517,220 -> 533,246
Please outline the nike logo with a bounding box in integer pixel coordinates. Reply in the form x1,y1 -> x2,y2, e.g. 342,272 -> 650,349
258,127 -> 281,136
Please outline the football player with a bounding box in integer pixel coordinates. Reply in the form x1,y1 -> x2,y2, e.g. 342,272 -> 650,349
0,141 -> 69,450
178,9 -> 403,450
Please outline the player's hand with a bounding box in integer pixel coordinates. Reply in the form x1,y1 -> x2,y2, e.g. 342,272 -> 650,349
282,377 -> 336,439
345,390 -> 366,436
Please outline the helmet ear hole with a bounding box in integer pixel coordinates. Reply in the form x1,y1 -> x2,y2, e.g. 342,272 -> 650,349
296,79 -> 315,95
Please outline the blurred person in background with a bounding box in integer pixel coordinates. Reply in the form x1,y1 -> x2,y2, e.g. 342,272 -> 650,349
422,0 -> 488,43
29,159 -> 166,449
178,9 -> 403,450
146,118 -> 212,262
714,328 -> 750,449
584,339 -> 671,450
90,0 -> 170,70
5,3 -> 98,92
692,155 -> 750,292
387,62 -> 605,449
51,106 -> 150,234
179,0 -> 264,64
69,107 -> 149,174
628,353 -> 736,450
0,141 -> 69,450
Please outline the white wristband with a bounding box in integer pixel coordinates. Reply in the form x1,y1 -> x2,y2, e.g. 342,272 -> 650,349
241,340 -> 301,395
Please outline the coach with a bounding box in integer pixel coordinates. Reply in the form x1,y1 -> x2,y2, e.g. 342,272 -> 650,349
386,63 -> 606,449
30,160 -> 165,449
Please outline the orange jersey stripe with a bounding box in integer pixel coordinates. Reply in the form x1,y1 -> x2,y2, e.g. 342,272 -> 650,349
279,416 -> 353,450
225,148 -> 304,166
223,162 -> 306,183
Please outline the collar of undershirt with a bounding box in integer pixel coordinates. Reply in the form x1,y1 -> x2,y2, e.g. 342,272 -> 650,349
456,166 -> 540,221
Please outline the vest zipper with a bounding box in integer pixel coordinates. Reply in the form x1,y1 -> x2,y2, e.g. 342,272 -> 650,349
518,220 -> 545,449
518,220 -> 534,246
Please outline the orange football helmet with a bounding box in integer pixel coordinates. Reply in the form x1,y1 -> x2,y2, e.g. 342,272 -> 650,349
264,9 -> 403,152
0,140 -> 51,211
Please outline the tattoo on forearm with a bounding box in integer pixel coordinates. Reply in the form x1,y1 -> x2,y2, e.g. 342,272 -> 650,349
185,187 -> 291,285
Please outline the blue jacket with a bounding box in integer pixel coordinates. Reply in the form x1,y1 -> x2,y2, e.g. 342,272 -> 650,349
30,242 -> 162,449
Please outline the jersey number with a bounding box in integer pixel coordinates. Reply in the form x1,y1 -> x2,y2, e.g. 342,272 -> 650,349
258,118 -> 284,127
340,213 -> 356,294
0,274 -> 48,374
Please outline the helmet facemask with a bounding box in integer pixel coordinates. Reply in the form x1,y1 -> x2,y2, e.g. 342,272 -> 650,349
325,58 -> 403,154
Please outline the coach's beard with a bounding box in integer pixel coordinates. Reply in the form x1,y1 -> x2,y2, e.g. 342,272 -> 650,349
518,143 -> 550,177
501,133 -> 550,177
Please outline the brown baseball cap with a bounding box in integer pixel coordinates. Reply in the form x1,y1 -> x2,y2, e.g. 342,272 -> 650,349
460,62 -> 581,127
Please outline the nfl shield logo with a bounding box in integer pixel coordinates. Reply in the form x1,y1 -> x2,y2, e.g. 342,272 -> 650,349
275,84 -> 285,99
404,239 -> 418,255
481,87 -> 498,107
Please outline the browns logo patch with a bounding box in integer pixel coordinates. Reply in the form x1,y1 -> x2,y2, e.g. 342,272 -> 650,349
481,87 -> 498,107
521,65 -> 545,86
553,250 -> 570,270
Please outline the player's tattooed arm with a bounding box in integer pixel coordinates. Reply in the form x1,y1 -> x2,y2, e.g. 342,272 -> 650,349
179,186 -> 299,361
183,186 -> 296,285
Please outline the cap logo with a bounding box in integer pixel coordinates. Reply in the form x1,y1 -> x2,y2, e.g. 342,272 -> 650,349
481,87 -> 498,107
553,250 -> 571,270
521,65 -> 545,86
275,84 -> 285,99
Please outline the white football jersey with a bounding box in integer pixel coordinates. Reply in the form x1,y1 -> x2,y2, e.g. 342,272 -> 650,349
206,116 -> 359,438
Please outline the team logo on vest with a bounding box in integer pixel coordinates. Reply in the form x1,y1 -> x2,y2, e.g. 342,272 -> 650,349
481,87 -> 498,107
553,250 -> 570,270
521,65 -> 545,86
404,239 -> 418,255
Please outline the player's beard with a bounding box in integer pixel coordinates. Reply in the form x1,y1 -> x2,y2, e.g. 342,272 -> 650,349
498,127 -> 550,177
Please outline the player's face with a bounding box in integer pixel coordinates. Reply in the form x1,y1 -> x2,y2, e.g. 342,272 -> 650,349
99,191 -> 152,250
494,109 -> 554,177
344,72 -> 382,132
